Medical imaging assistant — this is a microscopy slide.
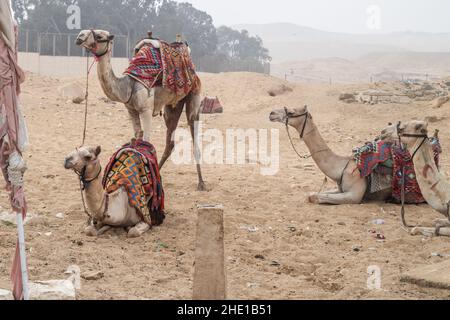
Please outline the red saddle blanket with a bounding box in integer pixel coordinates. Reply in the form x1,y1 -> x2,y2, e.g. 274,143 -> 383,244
353,138 -> 442,204
102,139 -> 165,226
124,41 -> 201,97
200,96 -> 224,114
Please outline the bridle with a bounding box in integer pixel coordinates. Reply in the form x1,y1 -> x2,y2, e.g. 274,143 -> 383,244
284,106 -> 314,159
72,157 -> 107,223
73,159 -> 102,191
396,121 -> 433,229
396,121 -> 429,161
84,29 -> 112,58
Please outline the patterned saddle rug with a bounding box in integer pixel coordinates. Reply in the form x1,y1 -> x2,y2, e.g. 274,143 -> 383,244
124,41 -> 201,97
200,96 -> 224,114
353,138 -> 442,204
102,139 -> 165,226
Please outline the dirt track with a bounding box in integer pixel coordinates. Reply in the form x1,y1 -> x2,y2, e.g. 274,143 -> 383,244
1,71 -> 450,300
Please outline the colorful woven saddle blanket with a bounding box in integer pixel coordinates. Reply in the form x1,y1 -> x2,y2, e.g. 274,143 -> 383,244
124,41 -> 201,96
353,140 -> 393,178
102,139 -> 165,225
353,138 -> 442,204
124,44 -> 163,89
200,96 -> 224,114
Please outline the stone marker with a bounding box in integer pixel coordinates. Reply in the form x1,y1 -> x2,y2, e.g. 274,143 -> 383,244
0,289 -> 13,300
193,204 -> 226,300
57,82 -> 85,104
401,260 -> 450,290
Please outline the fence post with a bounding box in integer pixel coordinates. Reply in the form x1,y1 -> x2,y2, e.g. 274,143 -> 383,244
52,34 -> 56,56
67,34 -> 71,56
25,30 -> 29,52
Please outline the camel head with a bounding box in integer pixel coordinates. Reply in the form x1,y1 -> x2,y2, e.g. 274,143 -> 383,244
75,30 -> 114,57
397,120 -> 429,149
379,122 -> 399,143
64,146 -> 102,174
270,106 -> 312,132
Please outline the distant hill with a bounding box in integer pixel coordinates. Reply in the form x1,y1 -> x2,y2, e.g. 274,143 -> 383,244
233,23 -> 450,62
233,23 -> 450,83
271,52 -> 450,84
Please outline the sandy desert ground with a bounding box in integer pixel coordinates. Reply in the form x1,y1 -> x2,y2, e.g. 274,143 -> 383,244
1,71 -> 450,300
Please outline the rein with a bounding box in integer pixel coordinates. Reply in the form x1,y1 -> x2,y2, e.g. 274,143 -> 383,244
397,126 -> 429,229
284,106 -> 313,159
73,161 -> 108,223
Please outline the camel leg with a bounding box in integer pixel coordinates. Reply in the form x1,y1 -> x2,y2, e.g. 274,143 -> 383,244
434,219 -> 450,235
127,108 -> 143,139
97,225 -> 112,236
159,103 -> 185,169
127,222 -> 151,238
85,225 -> 98,237
140,109 -> 154,142
309,191 -> 365,205
309,176 -> 366,205
319,188 -> 340,195
186,94 -> 206,191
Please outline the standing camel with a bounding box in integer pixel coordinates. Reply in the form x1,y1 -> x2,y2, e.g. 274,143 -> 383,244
75,30 -> 206,191
269,106 -> 393,204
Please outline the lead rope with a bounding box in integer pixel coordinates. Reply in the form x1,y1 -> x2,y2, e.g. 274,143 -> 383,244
81,53 -> 97,147
285,125 -> 311,160
399,136 -> 428,231
79,53 -> 97,224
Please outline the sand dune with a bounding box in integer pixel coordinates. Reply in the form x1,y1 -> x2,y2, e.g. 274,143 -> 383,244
1,71 -> 450,299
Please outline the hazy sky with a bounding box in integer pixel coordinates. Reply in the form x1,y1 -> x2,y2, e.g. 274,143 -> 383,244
176,0 -> 450,34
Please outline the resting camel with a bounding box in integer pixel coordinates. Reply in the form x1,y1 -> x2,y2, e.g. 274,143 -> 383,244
270,106 -> 393,204
397,121 -> 450,231
64,146 -> 163,238
75,30 -> 206,191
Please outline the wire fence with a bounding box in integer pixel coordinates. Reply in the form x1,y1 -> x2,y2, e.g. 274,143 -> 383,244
18,30 -> 131,58
18,30 -> 271,75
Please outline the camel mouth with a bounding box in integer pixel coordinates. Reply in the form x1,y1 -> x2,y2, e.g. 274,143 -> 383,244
75,38 -> 84,46
64,158 -> 74,170
269,112 -> 285,123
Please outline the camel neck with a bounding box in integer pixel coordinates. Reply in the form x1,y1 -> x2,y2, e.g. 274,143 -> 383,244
83,163 -> 107,221
295,120 -> 350,182
410,139 -> 450,215
97,51 -> 131,103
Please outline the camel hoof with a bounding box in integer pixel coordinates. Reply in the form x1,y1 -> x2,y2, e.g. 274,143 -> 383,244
128,224 -> 150,238
197,182 -> 207,192
127,227 -> 142,238
85,226 -> 98,237
308,193 -> 320,204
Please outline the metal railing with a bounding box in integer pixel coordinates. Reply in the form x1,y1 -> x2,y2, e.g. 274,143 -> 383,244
18,30 -> 131,58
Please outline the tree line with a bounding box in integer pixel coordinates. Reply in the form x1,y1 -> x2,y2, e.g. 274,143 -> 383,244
12,0 -> 271,73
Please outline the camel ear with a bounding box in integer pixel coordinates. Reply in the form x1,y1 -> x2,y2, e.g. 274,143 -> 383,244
94,146 -> 102,157
397,122 -> 405,134
108,35 -> 115,41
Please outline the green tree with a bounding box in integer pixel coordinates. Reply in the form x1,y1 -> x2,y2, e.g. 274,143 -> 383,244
13,0 -> 271,73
